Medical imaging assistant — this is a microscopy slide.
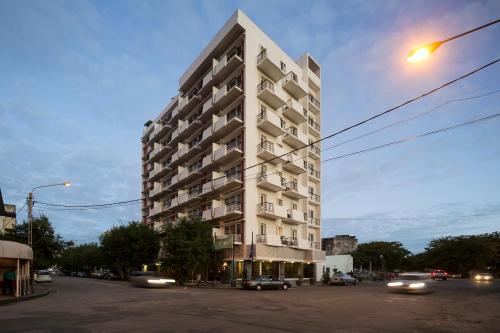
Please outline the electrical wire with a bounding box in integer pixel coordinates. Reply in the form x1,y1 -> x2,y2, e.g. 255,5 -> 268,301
150,59 -> 500,196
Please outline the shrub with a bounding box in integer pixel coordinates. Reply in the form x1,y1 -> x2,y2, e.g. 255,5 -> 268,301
321,272 -> 330,285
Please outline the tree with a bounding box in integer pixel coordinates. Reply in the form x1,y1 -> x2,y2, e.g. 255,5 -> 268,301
422,233 -> 498,276
0,215 -> 64,269
161,217 -> 214,284
100,221 -> 160,279
352,241 -> 411,272
58,242 -> 103,273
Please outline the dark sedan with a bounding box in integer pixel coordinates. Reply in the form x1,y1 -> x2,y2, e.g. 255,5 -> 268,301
243,275 -> 291,291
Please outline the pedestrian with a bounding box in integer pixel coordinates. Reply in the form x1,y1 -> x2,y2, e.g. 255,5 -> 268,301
2,268 -> 16,295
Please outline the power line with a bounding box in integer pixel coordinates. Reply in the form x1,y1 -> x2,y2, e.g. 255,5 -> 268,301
36,111 -> 500,212
16,202 -> 27,214
154,58 -> 500,196
35,201 -> 140,212
35,199 -> 141,209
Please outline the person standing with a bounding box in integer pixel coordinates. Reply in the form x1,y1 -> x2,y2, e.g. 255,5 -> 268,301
2,268 -> 16,295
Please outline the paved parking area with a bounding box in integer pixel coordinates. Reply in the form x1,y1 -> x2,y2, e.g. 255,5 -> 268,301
0,276 -> 499,332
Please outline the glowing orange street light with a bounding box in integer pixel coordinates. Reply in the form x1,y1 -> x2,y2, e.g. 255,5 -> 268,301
407,19 -> 499,63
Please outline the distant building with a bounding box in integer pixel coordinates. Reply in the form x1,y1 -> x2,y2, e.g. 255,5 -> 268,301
322,235 -> 358,256
0,190 -> 16,234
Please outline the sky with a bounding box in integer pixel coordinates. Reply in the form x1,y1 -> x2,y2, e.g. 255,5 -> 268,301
1,0 -> 499,252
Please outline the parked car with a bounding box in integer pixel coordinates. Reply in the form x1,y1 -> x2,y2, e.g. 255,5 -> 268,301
473,272 -> 493,281
77,272 -> 89,278
128,271 -> 175,288
34,270 -> 52,283
242,275 -> 291,291
103,271 -> 120,280
330,273 -> 357,286
387,272 -> 434,294
431,269 -> 448,280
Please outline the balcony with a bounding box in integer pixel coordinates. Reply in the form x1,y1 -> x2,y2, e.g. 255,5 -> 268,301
165,196 -> 178,210
307,165 -> 320,182
201,180 -> 214,197
282,71 -> 307,99
213,51 -> 243,83
213,171 -> 242,193
256,173 -> 286,192
282,153 -> 307,174
256,49 -> 286,82
284,209 -> 307,224
308,144 -> 320,160
215,234 -> 242,245
213,111 -> 243,137
308,117 -> 320,136
256,141 -> 286,164
310,241 -> 321,250
202,208 -> 213,221
283,126 -> 308,149
282,99 -> 307,124
213,81 -> 243,110
281,237 -> 299,247
152,203 -> 167,216
256,202 -> 287,220
200,153 -> 213,171
283,181 -> 308,199
257,80 -> 286,109
201,125 -> 214,145
177,192 -> 189,206
256,234 -> 283,247
151,122 -> 171,141
307,94 -> 321,114
257,110 -> 286,136
200,69 -> 214,96
150,142 -> 171,162
179,92 -> 202,114
213,142 -> 243,165
149,162 -> 170,181
213,202 -> 243,220
308,193 -> 321,206
308,217 -> 320,228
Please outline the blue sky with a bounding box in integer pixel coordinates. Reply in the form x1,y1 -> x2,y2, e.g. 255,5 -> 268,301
1,0 -> 499,252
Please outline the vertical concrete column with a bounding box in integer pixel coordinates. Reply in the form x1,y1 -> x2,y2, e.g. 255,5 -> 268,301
258,261 -> 262,275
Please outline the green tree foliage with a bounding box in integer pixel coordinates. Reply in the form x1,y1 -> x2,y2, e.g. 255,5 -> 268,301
161,217 -> 214,283
0,215 -> 64,269
352,241 -> 411,271
100,221 -> 160,279
58,242 -> 103,273
422,232 -> 499,276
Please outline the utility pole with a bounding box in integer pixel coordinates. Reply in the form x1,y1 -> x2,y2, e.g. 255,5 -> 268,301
27,193 -> 33,247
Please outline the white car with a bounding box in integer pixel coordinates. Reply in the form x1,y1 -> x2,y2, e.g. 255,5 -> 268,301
35,270 -> 53,283
128,271 -> 175,288
387,272 -> 434,293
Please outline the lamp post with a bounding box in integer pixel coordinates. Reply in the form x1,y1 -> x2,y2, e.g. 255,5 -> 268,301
27,182 -> 71,247
407,19 -> 500,62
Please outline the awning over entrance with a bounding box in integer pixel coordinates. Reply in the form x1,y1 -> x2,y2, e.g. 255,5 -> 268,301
0,240 -> 33,260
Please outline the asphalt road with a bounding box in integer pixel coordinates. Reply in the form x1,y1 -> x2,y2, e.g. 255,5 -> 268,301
0,276 -> 499,332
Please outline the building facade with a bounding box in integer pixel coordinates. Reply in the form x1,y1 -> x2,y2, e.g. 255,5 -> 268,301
0,190 -> 16,235
141,10 -> 324,280
322,235 -> 358,256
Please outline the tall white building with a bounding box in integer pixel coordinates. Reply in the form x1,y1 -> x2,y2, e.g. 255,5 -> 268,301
142,10 -> 324,280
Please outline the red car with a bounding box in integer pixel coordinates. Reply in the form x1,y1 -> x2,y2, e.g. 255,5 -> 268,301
431,269 -> 448,280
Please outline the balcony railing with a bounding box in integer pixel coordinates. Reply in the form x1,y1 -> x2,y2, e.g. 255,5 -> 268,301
256,49 -> 267,64
308,167 -> 320,179
310,241 -> 320,249
308,217 -> 320,226
281,237 -> 298,247
257,202 -> 274,214
257,79 -> 274,94
309,193 -> 320,202
309,144 -> 320,155
308,117 -> 320,132
308,94 -> 320,109
226,202 -> 242,213
256,234 -> 267,243
257,140 -> 274,154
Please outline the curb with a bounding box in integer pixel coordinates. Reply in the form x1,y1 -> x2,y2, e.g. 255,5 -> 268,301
0,291 -> 50,306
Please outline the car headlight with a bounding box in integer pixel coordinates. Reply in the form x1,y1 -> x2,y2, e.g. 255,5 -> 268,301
474,275 -> 481,280
409,282 -> 426,289
147,279 -> 175,284
387,282 -> 403,287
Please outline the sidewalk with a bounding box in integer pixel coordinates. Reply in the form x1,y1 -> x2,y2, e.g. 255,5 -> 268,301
0,284 -> 53,306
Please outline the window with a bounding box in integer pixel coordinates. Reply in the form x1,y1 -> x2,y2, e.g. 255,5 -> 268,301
227,104 -> 242,120
260,193 -> 266,204
277,198 -> 283,206
292,229 -> 297,239
292,203 -> 297,210
277,226 -> 283,237
260,223 -> 266,235
308,209 -> 314,218
308,233 -> 314,242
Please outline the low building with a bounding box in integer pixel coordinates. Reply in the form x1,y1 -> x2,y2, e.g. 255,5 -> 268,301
322,235 -> 358,255
0,240 -> 33,298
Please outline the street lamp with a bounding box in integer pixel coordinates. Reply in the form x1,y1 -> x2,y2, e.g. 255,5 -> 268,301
27,181 -> 71,247
407,19 -> 500,62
